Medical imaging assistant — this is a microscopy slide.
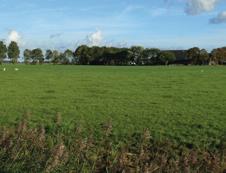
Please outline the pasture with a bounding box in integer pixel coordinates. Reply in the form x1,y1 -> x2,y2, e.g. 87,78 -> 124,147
0,65 -> 226,148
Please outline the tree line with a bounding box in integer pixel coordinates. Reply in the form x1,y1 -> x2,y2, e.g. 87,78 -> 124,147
0,41 -> 226,65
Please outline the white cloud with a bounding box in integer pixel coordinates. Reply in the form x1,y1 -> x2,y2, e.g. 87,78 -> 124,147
185,0 -> 219,15
86,30 -> 103,46
210,11 -> 226,23
7,30 -> 21,44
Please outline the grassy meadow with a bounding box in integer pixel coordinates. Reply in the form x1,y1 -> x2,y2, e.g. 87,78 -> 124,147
0,65 -> 226,148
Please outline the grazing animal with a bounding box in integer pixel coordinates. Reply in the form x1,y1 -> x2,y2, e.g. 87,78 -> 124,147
14,68 -> 19,71
3,68 -> 6,71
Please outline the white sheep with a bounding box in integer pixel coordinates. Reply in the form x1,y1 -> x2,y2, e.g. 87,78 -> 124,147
14,68 -> 19,71
3,68 -> 6,71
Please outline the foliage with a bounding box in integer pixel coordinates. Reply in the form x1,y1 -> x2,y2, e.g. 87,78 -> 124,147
3,39 -> 226,66
7,41 -> 20,64
62,49 -> 74,64
159,51 -> 176,65
50,49 -> 75,65
75,46 -> 163,66
142,48 -> 161,65
186,47 -> 209,65
23,49 -> 32,64
211,47 -> 226,65
0,41 -> 7,64
31,48 -> 44,64
45,49 -> 53,62
130,46 -> 144,65
51,50 -> 61,64
45,49 -> 74,64
199,49 -> 210,64
4,41 -> 226,66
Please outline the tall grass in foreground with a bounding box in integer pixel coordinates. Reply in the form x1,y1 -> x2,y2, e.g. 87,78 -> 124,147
0,114 -> 226,173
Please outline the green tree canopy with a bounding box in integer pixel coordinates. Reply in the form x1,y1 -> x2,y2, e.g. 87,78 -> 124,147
62,49 -> 74,64
31,48 -> 44,64
187,47 -> 210,65
75,45 -> 91,65
52,50 -> 61,64
8,41 -> 20,64
142,48 -> 161,65
186,47 -> 200,65
23,49 -> 32,64
45,49 -> 53,62
211,47 -> 226,65
159,51 -> 176,65
0,41 -> 7,64
130,46 -> 144,64
199,49 -> 209,65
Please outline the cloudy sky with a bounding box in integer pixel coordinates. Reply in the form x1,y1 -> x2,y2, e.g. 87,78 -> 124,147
0,0 -> 226,51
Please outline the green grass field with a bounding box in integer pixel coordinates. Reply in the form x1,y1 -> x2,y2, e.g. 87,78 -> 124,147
0,65 -> 226,148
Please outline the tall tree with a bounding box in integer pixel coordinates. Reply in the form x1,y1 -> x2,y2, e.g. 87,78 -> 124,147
187,47 -> 210,65
31,48 -> 44,64
199,49 -> 209,65
130,46 -> 144,65
45,49 -> 53,62
51,50 -> 61,64
0,41 -> 7,64
211,47 -> 226,65
186,47 -> 200,65
8,41 -> 20,64
63,49 -> 74,64
115,48 -> 132,65
142,48 -> 161,65
74,45 -> 91,65
89,46 -> 103,65
102,47 -> 117,65
23,49 -> 32,64
58,53 -> 67,64
159,51 -> 176,65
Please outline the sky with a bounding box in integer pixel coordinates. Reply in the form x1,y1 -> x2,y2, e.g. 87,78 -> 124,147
0,0 -> 226,51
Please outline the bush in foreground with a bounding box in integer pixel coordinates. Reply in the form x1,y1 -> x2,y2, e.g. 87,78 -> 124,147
0,115 -> 226,173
